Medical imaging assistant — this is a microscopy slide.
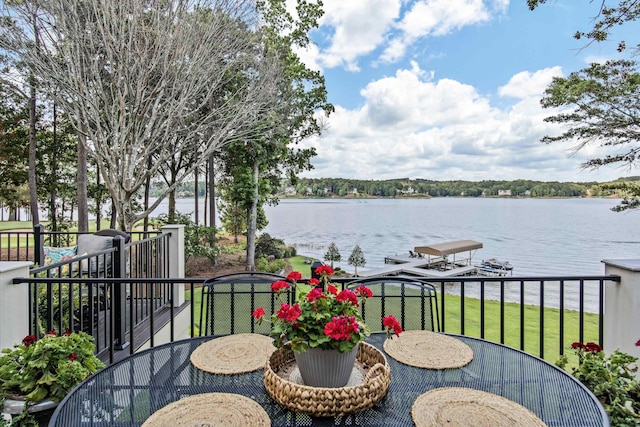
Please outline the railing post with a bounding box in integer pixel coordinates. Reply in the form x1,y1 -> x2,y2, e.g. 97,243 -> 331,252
112,236 -> 129,350
34,224 -> 44,266
603,259 -> 640,378
161,224 -> 185,307
0,262 -> 33,350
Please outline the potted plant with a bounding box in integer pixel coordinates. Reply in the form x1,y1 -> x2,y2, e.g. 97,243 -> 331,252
252,267 -> 402,387
0,330 -> 105,424
556,339 -> 640,425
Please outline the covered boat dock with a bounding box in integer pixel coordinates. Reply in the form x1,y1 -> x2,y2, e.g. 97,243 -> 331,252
360,240 -> 483,278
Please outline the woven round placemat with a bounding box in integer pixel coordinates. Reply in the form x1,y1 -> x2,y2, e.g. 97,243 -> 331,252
142,393 -> 270,427
383,330 -> 473,369
190,333 -> 275,374
412,387 -> 547,427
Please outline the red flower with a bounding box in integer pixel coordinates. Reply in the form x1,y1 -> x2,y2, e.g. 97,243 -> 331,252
271,280 -> 290,293
336,289 -> 358,306
22,335 -> 37,347
286,271 -> 302,282
355,286 -> 373,299
276,303 -> 302,322
585,342 -> 602,353
68,353 -> 77,361
306,288 -> 325,302
47,330 -> 57,336
327,284 -> 338,295
64,329 -> 73,336
315,265 -> 334,277
324,316 -> 359,341
636,339 -> 640,347
571,342 -> 586,350
308,278 -> 320,286
383,315 -> 402,336
252,307 -> 265,320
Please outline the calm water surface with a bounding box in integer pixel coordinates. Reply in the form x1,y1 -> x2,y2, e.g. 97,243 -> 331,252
162,197 -> 640,312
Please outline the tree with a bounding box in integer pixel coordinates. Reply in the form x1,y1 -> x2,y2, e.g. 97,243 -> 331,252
217,0 -> 332,270
529,1 -> 640,211
323,242 -> 341,268
348,245 -> 366,277
2,0 -> 292,231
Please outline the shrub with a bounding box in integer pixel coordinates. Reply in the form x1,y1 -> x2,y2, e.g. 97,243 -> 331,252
556,340 -> 640,425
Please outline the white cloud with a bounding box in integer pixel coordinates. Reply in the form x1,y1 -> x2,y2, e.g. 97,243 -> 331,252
380,0 -> 508,63
300,62 -> 620,182
498,67 -> 563,99
316,0 -> 401,71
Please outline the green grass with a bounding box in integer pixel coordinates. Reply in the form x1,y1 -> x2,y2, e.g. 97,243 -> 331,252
184,277 -> 598,364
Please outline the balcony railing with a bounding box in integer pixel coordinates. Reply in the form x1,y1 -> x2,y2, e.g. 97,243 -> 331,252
11,272 -> 619,365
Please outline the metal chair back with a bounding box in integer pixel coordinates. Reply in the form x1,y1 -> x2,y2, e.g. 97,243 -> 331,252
345,276 -> 440,333
199,272 -> 294,336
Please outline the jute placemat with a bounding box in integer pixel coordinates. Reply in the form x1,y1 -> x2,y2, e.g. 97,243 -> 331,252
383,330 -> 473,369
190,333 -> 274,374
412,387 -> 547,427
142,393 -> 270,427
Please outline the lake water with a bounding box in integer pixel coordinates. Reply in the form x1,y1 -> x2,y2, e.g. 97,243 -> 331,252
159,197 -> 640,312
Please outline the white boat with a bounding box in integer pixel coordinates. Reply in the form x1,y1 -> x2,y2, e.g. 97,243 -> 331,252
476,258 -> 513,276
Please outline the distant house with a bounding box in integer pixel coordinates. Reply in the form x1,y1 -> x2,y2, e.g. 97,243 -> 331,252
498,189 -> 512,196
351,188 -> 359,195
283,186 -> 297,196
399,186 -> 415,195
524,190 -> 531,197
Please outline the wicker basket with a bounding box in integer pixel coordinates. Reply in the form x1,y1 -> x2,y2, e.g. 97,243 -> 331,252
263,342 -> 391,417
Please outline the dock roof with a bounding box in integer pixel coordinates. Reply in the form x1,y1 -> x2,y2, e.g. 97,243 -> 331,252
414,240 -> 483,257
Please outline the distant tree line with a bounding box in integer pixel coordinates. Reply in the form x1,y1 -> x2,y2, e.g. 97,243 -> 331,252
279,177 -> 640,199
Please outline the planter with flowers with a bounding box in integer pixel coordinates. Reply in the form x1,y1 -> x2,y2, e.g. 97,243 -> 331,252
0,330 -> 104,425
256,267 -> 402,416
556,339 -> 640,426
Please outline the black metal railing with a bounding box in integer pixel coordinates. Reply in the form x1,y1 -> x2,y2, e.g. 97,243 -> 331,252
12,271 -> 619,366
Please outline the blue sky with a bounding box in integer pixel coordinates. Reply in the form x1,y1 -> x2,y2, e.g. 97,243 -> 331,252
293,0 -> 636,182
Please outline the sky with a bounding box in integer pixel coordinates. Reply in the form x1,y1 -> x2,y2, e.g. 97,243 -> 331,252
292,0 -> 637,182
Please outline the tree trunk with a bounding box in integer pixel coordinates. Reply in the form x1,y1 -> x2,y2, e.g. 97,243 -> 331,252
194,166 -> 199,225
109,201 -> 117,229
76,128 -> 89,232
95,171 -> 102,231
245,160 -> 259,271
143,158 -> 152,234
208,154 -> 215,229
27,73 -> 39,227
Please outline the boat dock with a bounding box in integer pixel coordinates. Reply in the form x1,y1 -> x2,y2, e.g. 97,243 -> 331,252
359,240 -> 483,278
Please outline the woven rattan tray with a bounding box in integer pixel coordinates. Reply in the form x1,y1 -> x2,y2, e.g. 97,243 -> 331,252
263,342 -> 391,417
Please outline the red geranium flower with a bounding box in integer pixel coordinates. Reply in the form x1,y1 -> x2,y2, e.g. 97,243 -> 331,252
286,271 -> 302,282
636,339 -> 640,347
68,353 -> 78,361
271,280 -> 290,293
336,289 -> 358,306
315,265 -> 334,277
383,315 -> 403,337
64,329 -> 73,336
355,286 -> 373,298
22,335 -> 37,347
276,303 -> 302,322
306,288 -> 325,302
47,330 -> 57,336
308,278 -> 320,286
252,307 -> 265,320
571,342 -> 586,350
585,342 -> 602,353
327,284 -> 338,295
324,316 -> 359,341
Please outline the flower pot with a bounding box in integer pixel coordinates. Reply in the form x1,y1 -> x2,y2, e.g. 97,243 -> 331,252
294,344 -> 358,388
3,396 -> 58,426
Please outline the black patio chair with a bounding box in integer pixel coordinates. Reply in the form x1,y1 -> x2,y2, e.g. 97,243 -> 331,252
345,276 -> 440,333
198,272 -> 296,337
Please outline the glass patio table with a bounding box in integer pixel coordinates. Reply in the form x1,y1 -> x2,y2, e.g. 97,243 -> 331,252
49,332 -> 608,426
